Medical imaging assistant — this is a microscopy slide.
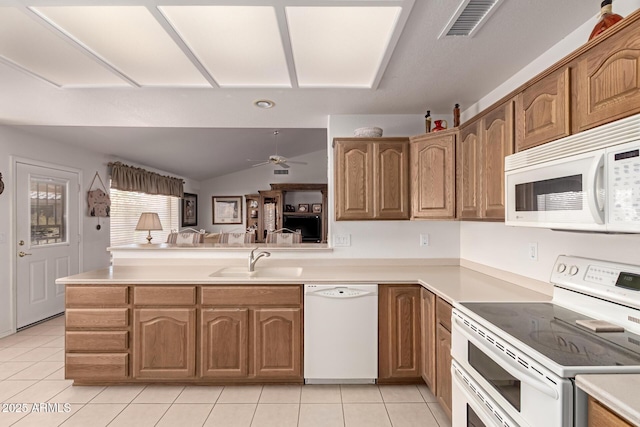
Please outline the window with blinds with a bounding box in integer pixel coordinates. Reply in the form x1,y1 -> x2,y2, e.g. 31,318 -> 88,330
110,188 -> 179,246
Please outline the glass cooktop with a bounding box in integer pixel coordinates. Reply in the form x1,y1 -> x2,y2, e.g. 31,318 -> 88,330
461,302 -> 640,367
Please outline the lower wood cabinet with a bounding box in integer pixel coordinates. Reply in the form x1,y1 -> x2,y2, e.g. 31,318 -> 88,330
420,288 -> 436,392
436,323 -> 452,419
588,396 -> 634,427
65,284 -> 302,384
133,308 -> 196,379
379,285 -> 421,382
201,308 -> 249,378
253,308 -> 301,379
435,297 -> 453,420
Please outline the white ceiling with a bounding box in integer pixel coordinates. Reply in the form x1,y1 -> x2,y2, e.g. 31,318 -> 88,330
0,0 -> 597,181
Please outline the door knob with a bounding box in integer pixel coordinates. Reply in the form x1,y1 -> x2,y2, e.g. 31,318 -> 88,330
18,251 -> 32,257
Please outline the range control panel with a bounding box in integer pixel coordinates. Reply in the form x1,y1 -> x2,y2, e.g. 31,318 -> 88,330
551,255 -> 640,309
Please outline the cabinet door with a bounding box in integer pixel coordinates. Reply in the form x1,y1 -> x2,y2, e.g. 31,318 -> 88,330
410,132 -> 456,219
133,308 -> 196,379
516,67 -> 571,151
588,396 -> 634,427
375,141 -> 410,219
436,323 -> 452,420
420,288 -> 436,392
201,308 -> 249,378
482,101 -> 514,219
334,140 -> 374,220
252,308 -> 302,379
379,285 -> 421,380
457,120 -> 482,219
576,23 -> 640,132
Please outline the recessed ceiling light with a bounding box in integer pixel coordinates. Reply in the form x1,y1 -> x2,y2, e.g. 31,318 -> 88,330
254,99 -> 275,109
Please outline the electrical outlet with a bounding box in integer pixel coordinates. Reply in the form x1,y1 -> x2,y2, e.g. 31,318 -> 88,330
420,234 -> 430,247
333,234 -> 351,247
528,242 -> 538,261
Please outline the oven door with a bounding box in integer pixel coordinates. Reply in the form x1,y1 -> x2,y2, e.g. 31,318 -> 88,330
452,360 -> 519,427
505,149 -> 605,231
452,311 -> 573,427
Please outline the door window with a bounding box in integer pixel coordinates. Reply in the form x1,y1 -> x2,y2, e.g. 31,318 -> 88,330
30,177 -> 66,246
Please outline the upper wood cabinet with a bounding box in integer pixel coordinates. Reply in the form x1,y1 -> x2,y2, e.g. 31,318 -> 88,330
334,138 -> 409,220
379,285 -> 421,382
516,67 -> 571,151
482,100 -> 514,219
576,20 -> 640,132
457,120 -> 482,219
410,130 -> 456,219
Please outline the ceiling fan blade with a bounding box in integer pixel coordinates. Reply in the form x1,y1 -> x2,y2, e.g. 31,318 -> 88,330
285,161 -> 308,165
251,161 -> 270,167
278,162 -> 290,169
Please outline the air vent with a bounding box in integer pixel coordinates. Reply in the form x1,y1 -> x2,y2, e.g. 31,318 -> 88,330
439,0 -> 505,38
274,169 -> 289,175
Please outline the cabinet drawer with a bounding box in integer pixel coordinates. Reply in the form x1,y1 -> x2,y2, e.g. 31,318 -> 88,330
66,308 -> 129,328
202,286 -> 301,306
66,286 -> 128,307
66,331 -> 128,351
66,353 -> 128,379
436,298 -> 452,331
134,286 -> 196,306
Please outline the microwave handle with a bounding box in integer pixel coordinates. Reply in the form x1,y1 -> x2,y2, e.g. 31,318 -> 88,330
453,317 -> 559,400
587,153 -> 605,224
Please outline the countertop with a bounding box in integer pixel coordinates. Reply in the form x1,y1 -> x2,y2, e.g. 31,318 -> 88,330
576,374 -> 640,425
56,262 -> 551,305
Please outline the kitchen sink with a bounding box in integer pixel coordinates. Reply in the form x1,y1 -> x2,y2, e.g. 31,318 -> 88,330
209,266 -> 303,278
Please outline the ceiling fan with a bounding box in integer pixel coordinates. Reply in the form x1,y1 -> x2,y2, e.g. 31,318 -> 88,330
248,130 -> 308,169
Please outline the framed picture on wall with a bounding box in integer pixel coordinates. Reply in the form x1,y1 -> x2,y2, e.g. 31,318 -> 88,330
213,196 -> 243,224
181,193 -> 198,227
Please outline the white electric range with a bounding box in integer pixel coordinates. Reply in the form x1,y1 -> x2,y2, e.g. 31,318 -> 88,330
451,255 -> 640,427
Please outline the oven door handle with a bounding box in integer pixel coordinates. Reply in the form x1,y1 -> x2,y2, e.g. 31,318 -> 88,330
454,318 -> 559,400
452,364 -> 506,427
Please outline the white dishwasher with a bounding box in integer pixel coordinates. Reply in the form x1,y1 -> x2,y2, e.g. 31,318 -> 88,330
304,284 -> 378,384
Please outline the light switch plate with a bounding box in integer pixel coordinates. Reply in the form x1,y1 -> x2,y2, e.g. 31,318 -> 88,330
420,234 -> 430,247
528,242 -> 538,261
333,234 -> 351,247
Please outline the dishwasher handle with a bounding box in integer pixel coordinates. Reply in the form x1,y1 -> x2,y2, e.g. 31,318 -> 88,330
305,285 -> 377,298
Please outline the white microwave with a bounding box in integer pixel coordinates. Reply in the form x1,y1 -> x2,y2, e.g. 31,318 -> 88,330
505,114 -> 640,233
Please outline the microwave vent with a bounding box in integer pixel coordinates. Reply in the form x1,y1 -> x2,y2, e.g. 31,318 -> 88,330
506,113 -> 640,171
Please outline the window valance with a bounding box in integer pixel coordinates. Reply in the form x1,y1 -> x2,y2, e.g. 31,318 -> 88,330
109,162 -> 184,198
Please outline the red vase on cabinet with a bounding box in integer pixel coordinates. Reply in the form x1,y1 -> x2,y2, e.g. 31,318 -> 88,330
432,120 -> 448,132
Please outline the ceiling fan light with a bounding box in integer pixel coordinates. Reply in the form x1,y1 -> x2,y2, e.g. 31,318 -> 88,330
254,99 -> 275,109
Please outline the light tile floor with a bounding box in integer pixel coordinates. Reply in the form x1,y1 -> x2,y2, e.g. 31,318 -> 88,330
0,315 -> 451,427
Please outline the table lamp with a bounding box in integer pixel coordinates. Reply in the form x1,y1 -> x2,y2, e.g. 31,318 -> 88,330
135,212 -> 163,244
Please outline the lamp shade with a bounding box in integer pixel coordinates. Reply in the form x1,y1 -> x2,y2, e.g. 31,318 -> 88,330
135,212 -> 163,231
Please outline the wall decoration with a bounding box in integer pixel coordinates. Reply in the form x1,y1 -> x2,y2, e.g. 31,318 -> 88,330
312,203 -> 322,213
181,193 -> 198,227
298,204 -> 309,212
213,196 -> 242,224
87,172 -> 110,217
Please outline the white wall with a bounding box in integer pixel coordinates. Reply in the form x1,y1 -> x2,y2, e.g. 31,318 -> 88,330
0,126 -> 197,336
460,1 -> 640,283
0,125 -> 113,336
328,114 -> 460,258
198,149 -> 328,233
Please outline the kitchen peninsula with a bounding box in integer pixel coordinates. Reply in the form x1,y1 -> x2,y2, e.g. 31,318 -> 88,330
57,251 -> 550,423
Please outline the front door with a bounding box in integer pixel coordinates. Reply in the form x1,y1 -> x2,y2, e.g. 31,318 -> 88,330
16,161 -> 79,329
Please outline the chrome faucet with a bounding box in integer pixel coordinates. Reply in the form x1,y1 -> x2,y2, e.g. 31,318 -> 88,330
248,248 -> 271,272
